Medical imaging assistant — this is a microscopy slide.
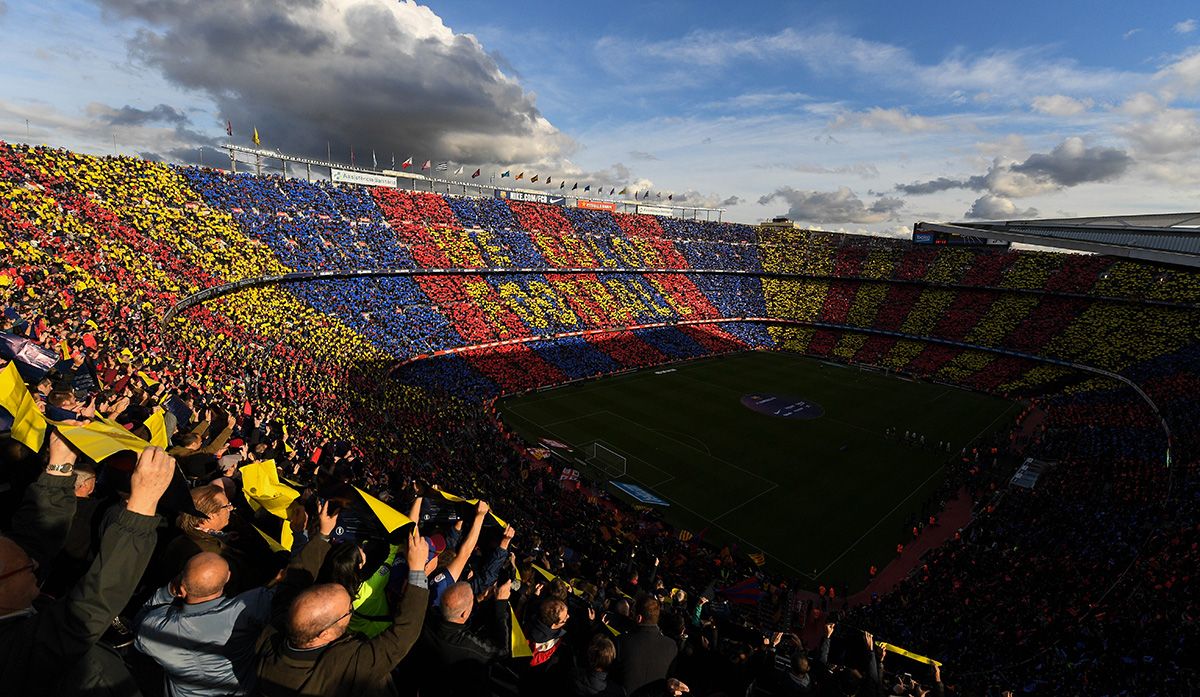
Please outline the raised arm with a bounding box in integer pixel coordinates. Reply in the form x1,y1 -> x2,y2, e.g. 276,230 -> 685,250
357,524 -> 430,670
446,500 -> 488,581
6,432 -> 80,574
44,447 -> 173,659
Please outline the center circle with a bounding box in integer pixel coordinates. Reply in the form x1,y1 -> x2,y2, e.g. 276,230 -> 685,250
741,393 -> 825,420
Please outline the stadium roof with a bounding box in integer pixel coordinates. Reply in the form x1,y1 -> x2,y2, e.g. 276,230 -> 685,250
916,213 -> 1200,268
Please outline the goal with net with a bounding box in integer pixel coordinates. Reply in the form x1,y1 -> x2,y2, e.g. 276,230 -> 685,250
585,441 -> 628,478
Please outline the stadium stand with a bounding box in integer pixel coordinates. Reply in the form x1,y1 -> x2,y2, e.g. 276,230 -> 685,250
1,142 -> 1197,696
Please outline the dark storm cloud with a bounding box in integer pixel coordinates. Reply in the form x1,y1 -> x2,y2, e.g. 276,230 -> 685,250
93,0 -> 575,166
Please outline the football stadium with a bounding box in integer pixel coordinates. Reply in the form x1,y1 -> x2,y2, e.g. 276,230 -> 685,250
1,3 -> 1198,697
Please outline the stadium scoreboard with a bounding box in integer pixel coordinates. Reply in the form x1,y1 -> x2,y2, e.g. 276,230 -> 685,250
912,222 -> 1010,248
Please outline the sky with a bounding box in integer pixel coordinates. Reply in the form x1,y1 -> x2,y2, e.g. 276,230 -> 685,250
2,0 -> 1200,234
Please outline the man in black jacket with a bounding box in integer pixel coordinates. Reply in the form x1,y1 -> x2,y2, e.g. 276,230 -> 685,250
414,579 -> 511,695
612,594 -> 679,695
0,436 -> 175,696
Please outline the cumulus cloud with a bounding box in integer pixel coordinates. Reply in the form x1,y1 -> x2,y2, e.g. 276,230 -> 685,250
831,107 -> 948,133
757,186 -> 904,224
1009,137 -> 1132,186
87,102 -> 189,126
94,0 -> 574,166
964,194 -> 1038,220
1030,94 -> 1093,116
1115,92 -> 1161,116
1156,49 -> 1200,98
894,137 -> 1131,198
670,190 -> 743,208
0,97 -> 221,159
1174,19 -> 1196,34
1118,108 -> 1200,183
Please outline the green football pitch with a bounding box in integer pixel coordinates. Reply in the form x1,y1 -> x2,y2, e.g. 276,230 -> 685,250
498,350 -> 1019,589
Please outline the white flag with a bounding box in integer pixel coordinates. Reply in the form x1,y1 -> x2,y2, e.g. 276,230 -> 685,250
454,165 -> 464,175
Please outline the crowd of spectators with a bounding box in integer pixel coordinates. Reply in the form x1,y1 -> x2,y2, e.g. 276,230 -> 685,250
2,143 -> 1198,695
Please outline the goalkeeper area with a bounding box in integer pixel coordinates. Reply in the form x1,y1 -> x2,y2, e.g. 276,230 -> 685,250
499,350 -> 1019,587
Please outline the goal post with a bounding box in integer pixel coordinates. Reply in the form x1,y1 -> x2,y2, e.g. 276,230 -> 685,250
586,441 -> 628,478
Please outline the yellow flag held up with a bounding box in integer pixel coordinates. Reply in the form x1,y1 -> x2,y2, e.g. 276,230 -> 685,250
240,460 -> 299,519
253,524 -> 294,553
878,642 -> 942,667
0,361 -> 48,452
136,371 -> 159,388
437,489 -> 508,528
58,340 -> 71,360
144,409 -> 168,448
252,127 -> 261,146
355,487 -> 413,533
53,419 -> 153,461
531,564 -> 584,598
510,607 -> 533,658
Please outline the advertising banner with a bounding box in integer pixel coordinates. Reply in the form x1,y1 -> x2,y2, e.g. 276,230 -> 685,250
637,204 -> 674,217
577,199 -> 617,212
610,481 -> 670,507
494,189 -> 566,206
331,168 -> 397,188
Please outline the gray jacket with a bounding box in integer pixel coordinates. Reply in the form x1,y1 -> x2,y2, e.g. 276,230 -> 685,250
135,585 -> 274,697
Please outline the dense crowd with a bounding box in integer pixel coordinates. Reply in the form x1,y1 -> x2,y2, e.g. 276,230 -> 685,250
2,143 -> 1198,695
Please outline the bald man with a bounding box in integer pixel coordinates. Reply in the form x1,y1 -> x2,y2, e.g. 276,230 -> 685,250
412,580 -> 511,696
134,552 -> 274,697
255,502 -> 431,697
0,438 -> 175,696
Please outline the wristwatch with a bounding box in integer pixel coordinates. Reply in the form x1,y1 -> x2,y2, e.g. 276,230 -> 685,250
46,463 -> 75,475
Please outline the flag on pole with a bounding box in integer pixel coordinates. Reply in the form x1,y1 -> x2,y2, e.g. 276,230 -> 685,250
530,174 -> 539,183
351,146 -> 355,167
501,170 -> 511,178
225,120 -> 233,137
421,160 -> 431,171
546,176 -> 552,185
372,150 -> 377,169
668,194 -> 673,201
252,127 -> 260,146
609,187 -> 615,195
402,156 -> 413,169
619,187 -> 628,195
560,181 -> 565,189
471,168 -> 481,178
436,161 -> 449,172
515,172 -> 524,180
571,183 -> 578,190
584,185 -> 590,192
455,165 -> 464,175
391,153 -> 396,168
